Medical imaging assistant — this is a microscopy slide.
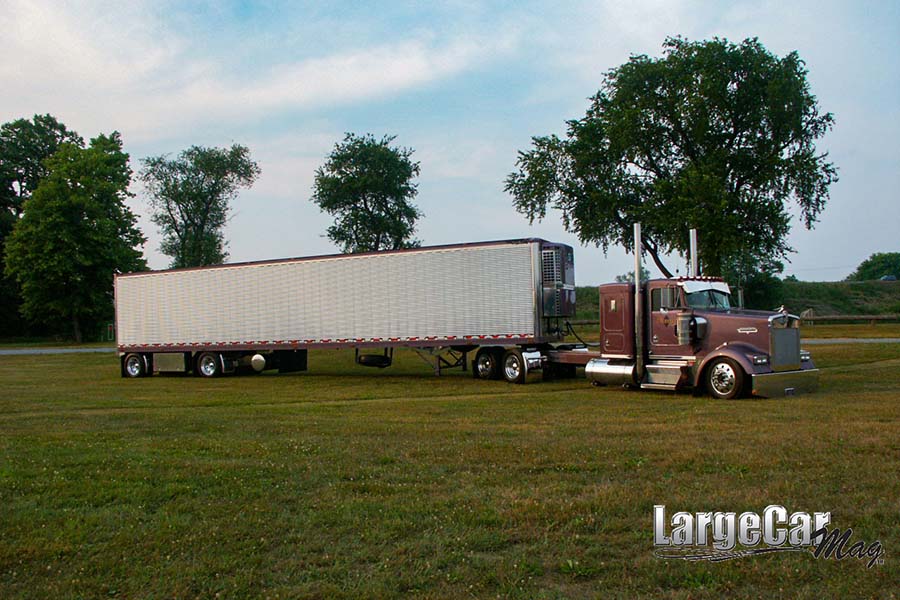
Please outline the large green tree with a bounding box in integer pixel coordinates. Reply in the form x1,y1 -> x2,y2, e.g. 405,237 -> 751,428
0,114 -> 82,335
312,133 -> 422,253
846,252 -> 900,281
5,133 -> 146,342
140,145 -> 260,268
506,37 -> 837,278
0,114 -> 83,227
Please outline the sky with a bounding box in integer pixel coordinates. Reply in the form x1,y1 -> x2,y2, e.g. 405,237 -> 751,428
2,0 -> 898,284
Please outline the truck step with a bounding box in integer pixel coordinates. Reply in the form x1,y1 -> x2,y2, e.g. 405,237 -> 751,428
645,363 -> 685,386
640,382 -> 678,391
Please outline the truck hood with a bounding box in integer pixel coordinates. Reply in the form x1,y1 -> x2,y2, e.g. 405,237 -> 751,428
705,307 -> 781,318
693,308 -> 783,354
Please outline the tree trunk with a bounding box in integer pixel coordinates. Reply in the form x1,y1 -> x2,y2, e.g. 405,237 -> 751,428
643,239 -> 674,278
72,314 -> 82,344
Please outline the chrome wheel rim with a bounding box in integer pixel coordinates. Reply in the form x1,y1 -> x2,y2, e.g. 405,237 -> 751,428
125,356 -> 142,377
710,362 -> 736,396
476,354 -> 494,377
199,355 -> 218,377
504,355 -> 521,381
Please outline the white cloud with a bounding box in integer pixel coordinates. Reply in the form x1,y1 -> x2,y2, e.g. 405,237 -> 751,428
3,0 -> 895,284
180,38 -> 483,117
0,0 -> 512,143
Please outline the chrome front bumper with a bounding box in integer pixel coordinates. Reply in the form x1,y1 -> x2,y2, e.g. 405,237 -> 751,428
751,368 -> 819,397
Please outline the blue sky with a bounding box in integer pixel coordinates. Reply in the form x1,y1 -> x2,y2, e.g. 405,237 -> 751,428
2,0 -> 898,284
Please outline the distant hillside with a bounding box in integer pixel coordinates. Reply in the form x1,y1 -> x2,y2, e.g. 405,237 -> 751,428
782,280 -> 900,315
574,280 -> 900,318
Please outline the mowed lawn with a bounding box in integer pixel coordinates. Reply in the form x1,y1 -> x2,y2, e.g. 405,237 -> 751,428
1,343 -> 898,599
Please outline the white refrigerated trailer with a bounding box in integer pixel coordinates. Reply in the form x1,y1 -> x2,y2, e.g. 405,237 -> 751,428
115,239 -> 577,382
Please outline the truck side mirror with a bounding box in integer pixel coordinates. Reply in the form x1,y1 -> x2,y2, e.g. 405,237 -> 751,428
660,287 -> 678,309
693,316 -> 708,340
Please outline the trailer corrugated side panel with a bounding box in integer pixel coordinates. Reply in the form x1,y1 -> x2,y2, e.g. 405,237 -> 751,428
116,242 -> 541,348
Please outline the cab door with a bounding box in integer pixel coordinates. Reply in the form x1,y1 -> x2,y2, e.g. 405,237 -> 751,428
649,284 -> 692,357
600,286 -> 632,356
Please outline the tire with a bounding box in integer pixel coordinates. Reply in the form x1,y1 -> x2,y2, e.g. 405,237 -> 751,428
502,349 -> 526,384
705,357 -> 746,399
473,348 -> 501,380
357,354 -> 392,368
123,353 -> 147,378
196,352 -> 222,378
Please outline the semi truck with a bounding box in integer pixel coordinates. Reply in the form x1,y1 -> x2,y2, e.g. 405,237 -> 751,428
115,227 -> 818,398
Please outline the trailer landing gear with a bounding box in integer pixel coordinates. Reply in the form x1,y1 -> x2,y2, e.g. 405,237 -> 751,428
413,347 -> 470,376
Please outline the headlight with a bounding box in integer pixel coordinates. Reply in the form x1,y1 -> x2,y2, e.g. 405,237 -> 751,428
751,355 -> 769,365
800,350 -> 811,362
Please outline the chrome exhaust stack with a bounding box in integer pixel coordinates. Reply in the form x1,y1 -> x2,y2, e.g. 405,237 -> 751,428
634,223 -> 645,383
689,228 -> 699,277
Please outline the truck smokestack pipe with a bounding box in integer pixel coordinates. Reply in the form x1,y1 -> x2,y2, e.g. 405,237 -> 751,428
634,223 -> 644,383
689,228 -> 699,277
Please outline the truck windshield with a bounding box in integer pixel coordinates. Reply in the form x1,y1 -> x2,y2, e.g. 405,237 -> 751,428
685,290 -> 731,310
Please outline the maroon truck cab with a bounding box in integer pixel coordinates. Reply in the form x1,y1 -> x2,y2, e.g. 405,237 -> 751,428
587,278 -> 818,398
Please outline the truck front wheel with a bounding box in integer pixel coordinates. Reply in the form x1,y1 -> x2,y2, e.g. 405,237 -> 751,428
196,352 -> 222,378
705,358 -> 745,399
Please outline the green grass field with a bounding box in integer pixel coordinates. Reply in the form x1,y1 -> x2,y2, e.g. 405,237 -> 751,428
2,343 -> 898,598
798,323 -> 900,339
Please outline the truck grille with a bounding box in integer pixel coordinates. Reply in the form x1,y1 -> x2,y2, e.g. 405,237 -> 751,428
770,317 -> 801,372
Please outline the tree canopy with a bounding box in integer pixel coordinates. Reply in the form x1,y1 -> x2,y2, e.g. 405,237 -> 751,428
4,133 -> 146,342
846,252 -> 900,281
506,37 -> 837,279
0,114 -> 83,335
312,133 -> 422,253
0,114 -> 83,227
140,144 -> 260,268
614,266 -> 651,283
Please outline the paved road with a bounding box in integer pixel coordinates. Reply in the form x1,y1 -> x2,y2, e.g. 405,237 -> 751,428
0,346 -> 116,356
2,338 -> 900,356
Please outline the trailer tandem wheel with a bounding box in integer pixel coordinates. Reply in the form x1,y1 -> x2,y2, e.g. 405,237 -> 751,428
123,353 -> 148,378
196,352 -> 223,378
